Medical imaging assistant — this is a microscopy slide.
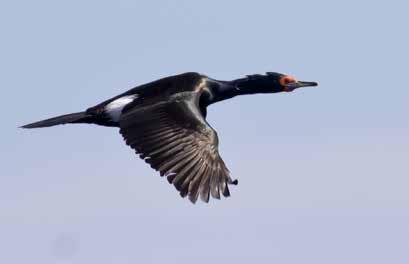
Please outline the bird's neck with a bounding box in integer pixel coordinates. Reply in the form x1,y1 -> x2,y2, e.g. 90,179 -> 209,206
206,77 -> 260,104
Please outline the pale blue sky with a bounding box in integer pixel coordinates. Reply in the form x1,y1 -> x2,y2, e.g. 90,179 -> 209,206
1,0 -> 409,263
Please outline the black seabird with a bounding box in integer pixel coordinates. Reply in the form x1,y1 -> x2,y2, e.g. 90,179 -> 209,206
22,72 -> 318,203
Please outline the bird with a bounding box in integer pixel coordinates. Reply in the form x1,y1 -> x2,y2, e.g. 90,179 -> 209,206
21,72 -> 318,203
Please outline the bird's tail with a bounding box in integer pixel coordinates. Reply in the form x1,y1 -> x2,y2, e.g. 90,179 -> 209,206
21,112 -> 93,129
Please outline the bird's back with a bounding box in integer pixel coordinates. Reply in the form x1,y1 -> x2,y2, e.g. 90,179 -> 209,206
88,72 -> 206,113
124,72 -> 205,98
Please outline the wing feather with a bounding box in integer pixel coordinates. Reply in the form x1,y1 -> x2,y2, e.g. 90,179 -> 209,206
119,93 -> 236,203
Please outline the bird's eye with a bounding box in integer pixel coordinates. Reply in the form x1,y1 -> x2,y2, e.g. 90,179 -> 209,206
279,76 -> 296,86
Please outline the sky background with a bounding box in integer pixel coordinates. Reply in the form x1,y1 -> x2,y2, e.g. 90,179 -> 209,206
1,0 -> 409,263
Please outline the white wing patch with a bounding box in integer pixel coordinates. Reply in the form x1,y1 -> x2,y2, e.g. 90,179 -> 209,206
105,95 -> 138,122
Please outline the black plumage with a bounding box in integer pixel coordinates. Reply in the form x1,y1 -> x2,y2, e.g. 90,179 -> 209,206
21,72 -> 317,203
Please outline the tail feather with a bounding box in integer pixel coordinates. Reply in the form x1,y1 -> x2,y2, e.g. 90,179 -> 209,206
21,112 -> 91,129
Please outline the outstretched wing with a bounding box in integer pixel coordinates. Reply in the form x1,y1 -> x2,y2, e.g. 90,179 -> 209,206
119,93 -> 237,203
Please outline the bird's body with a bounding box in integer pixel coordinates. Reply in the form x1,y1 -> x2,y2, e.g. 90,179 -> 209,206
87,72 -> 210,127
22,72 -> 317,203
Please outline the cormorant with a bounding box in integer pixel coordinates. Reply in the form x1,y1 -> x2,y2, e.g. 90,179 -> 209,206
21,72 -> 318,203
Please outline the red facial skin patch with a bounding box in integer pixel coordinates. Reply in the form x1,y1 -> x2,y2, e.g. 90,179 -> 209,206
280,76 -> 297,92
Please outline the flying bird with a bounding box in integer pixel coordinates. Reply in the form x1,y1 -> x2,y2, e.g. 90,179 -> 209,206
22,72 -> 317,203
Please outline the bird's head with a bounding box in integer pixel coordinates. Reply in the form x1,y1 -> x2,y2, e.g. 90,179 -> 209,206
236,72 -> 318,94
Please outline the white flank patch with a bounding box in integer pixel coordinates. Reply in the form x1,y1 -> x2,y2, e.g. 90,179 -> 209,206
105,95 -> 138,121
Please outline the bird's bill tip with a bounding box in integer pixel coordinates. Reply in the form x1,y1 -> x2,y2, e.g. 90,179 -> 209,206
298,81 -> 318,87
285,80 -> 318,91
